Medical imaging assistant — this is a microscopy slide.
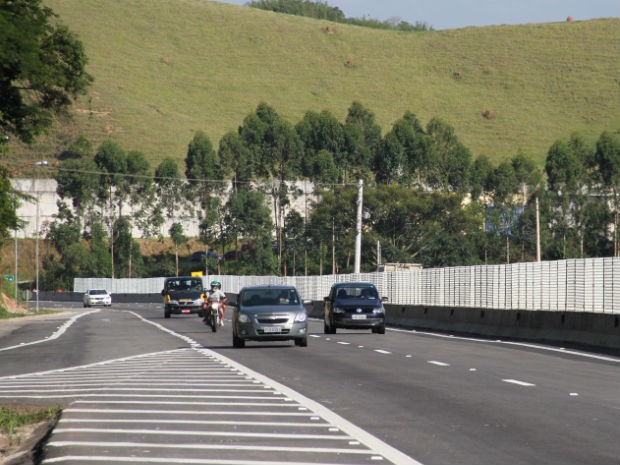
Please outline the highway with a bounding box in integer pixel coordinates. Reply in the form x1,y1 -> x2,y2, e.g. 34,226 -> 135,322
0,301 -> 618,465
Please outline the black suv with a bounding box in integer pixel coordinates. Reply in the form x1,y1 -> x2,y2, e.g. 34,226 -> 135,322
161,276 -> 205,318
323,282 -> 387,334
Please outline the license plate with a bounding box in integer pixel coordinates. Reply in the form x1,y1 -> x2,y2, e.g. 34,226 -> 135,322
262,326 -> 281,333
352,314 -> 366,320
181,309 -> 191,313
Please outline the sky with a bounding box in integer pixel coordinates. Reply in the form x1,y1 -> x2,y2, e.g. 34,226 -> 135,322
215,0 -> 619,30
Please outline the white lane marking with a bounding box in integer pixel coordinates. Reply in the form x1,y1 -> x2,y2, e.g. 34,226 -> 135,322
44,457 -> 374,465
427,361 -> 450,367
59,418 -> 331,428
16,311 -> 423,465
199,348 -> 422,464
0,309 -> 100,352
374,349 -> 391,355
389,327 -> 620,363
569,392 -> 580,396
66,408 -> 315,417
52,428 -> 352,441
502,379 -> 536,387
47,441 -> 378,455
337,341 -> 351,345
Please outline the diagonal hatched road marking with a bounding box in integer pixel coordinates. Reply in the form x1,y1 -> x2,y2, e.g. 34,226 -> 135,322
0,347 -> 422,465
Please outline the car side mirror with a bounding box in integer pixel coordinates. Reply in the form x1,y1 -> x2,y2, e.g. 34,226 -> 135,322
161,289 -> 165,296
381,296 -> 388,302
323,296 -> 330,302
228,296 -> 238,307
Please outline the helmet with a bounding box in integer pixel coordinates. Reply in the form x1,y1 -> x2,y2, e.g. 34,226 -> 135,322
210,280 -> 221,288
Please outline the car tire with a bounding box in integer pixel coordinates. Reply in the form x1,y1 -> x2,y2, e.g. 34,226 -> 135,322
233,333 -> 245,348
372,325 -> 386,334
294,337 -> 308,347
164,307 -> 171,319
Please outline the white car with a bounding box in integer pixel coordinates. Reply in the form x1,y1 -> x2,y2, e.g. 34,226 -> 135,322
83,289 -> 112,307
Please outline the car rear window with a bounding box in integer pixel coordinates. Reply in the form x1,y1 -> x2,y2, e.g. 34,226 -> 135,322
335,286 -> 378,299
242,289 -> 299,306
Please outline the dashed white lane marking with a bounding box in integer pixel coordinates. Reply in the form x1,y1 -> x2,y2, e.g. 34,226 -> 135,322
374,349 -> 391,355
427,361 -> 450,367
337,341 -> 351,345
502,379 -> 536,387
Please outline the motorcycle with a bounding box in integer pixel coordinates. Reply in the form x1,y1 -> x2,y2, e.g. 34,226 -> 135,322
203,300 -> 222,332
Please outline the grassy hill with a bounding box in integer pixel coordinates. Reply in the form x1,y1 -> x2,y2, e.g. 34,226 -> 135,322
15,0 -> 619,168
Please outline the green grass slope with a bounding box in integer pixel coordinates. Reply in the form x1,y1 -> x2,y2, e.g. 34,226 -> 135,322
28,0 -> 619,168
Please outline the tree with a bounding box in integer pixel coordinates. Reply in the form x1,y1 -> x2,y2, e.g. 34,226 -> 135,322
343,101 -> 382,181
594,131 -> 620,256
296,110 -> 346,181
545,139 -> 587,258
225,189 -> 277,275
169,222 -> 187,276
426,118 -> 471,193
0,0 -> 92,143
153,157 -> 184,237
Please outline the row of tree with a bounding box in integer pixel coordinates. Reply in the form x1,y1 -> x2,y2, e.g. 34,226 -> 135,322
42,100 -> 618,290
247,0 -> 433,31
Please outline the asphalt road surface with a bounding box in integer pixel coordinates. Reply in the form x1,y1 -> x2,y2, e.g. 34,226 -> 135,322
0,301 -> 618,465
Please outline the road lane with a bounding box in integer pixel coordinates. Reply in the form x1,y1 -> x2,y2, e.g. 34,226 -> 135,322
1,301 -> 618,465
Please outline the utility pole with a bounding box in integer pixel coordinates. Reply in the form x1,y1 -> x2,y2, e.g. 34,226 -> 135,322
354,179 -> 363,274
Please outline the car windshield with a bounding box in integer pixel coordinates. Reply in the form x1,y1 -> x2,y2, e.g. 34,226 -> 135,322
335,286 -> 378,299
242,289 -> 300,306
90,290 -> 108,295
167,279 -> 203,292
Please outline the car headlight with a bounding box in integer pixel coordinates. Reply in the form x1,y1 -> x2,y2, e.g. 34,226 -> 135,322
169,299 -> 179,305
294,311 -> 307,322
333,307 -> 345,314
372,307 -> 385,315
238,313 -> 250,323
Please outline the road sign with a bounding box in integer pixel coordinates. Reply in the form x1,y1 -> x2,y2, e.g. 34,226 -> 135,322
4,275 -> 14,282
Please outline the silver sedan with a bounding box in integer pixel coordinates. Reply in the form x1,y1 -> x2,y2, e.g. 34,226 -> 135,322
232,285 -> 308,348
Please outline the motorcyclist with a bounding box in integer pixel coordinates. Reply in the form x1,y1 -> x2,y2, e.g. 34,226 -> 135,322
205,280 -> 228,326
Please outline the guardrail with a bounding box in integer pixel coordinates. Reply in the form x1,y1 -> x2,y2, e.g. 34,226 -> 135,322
74,257 -> 619,314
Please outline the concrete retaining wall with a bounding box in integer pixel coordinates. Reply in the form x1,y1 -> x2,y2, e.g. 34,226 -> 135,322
306,301 -> 620,353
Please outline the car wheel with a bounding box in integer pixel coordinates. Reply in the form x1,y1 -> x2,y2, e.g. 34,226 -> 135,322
233,333 -> 245,348
372,325 -> 386,334
294,337 -> 308,347
164,307 -> 171,319
323,320 -> 329,334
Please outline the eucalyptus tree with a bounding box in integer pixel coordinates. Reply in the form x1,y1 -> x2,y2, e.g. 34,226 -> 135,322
224,189 -> 277,275
153,157 -> 185,237
169,222 -> 187,276
384,111 -> 432,186
594,130 -> 620,256
219,130 -> 251,192
111,216 -> 143,278
296,109 -> 346,182
374,131 -> 405,184
545,138 -> 588,258
306,186 -> 358,274
343,101 -> 382,182
40,204 -> 87,290
426,118 -> 472,193
486,161 -> 519,263
239,103 -> 303,272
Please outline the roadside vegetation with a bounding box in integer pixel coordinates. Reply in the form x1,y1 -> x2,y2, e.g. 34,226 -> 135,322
8,0 -> 618,168
0,1 -> 618,290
